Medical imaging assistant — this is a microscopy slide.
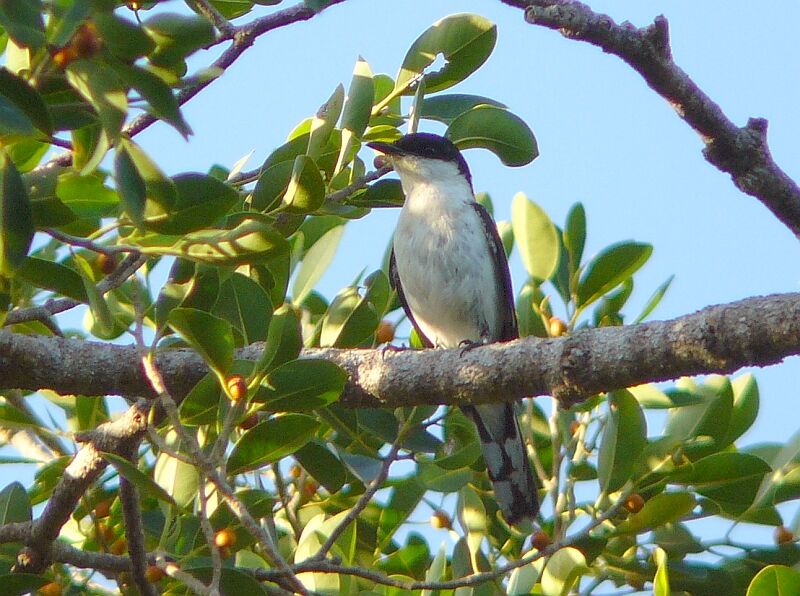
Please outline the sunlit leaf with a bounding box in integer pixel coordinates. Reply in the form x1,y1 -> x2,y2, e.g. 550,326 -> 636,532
511,192 -> 559,281
447,105 -> 538,166
228,414 -> 320,474
168,308 -> 235,379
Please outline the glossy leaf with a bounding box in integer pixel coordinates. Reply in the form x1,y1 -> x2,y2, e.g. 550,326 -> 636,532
253,359 -> 346,411
420,93 -> 505,124
179,370 -> 223,426
396,14 -> 497,94
577,241 -> 652,308
252,160 -> 293,212
213,273 -> 272,345
0,151 -> 33,275
153,432 -> 199,509
747,565 -> 800,596
0,67 -> 52,136
148,173 -> 237,234
144,13 -> 216,72
307,84 -> 344,160
292,224 -> 345,304
722,373 -> 760,446
168,308 -> 234,379
0,482 -> 31,524
0,0 -> 45,48
253,306 -> 302,375
66,61 -> 127,139
615,492 -> 696,535
653,547 -> 671,596
184,566 -> 268,595
101,452 -> 176,505
320,286 -> 379,347
671,452 -> 771,508
134,215 -> 289,266
564,202 -> 586,273
541,547 -> 587,596
598,390 -> 647,493
633,275 -> 674,323
282,155 -> 325,214
447,105 -> 538,166
17,256 -> 87,302
94,12 -> 155,61
341,57 -> 374,139
511,192 -> 560,281
294,440 -> 347,493
72,253 -> 115,338
228,414 -> 320,474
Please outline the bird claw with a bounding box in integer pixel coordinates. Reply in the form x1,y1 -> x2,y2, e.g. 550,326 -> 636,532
381,343 -> 408,360
458,339 -> 482,357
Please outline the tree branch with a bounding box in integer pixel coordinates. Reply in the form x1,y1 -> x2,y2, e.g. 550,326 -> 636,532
0,293 -> 797,407
500,0 -> 800,237
13,401 -> 150,574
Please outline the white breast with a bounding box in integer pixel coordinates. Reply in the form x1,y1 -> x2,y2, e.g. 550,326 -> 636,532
392,162 -> 502,348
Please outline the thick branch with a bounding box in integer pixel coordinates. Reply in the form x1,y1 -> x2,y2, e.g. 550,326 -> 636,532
500,0 -> 800,237
0,293 -> 797,406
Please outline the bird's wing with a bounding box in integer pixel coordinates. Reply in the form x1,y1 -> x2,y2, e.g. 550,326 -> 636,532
470,202 -> 518,341
389,248 -> 433,348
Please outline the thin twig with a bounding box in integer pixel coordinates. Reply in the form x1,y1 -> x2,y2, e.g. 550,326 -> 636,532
187,0 -> 236,38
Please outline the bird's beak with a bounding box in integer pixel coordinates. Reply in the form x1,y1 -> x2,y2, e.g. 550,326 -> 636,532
366,141 -> 404,156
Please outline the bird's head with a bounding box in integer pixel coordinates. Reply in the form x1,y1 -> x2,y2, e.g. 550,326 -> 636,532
367,133 -> 473,192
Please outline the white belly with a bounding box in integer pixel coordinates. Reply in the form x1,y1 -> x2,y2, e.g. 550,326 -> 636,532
393,199 -> 501,348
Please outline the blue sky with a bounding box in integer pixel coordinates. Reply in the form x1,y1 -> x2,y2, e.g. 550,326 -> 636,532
135,0 -> 800,449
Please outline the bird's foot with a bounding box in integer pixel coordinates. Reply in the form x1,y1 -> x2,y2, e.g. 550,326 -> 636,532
458,339 -> 484,357
381,343 -> 408,359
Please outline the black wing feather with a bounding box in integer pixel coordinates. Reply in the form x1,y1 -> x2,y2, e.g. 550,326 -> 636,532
389,249 -> 433,348
470,202 -> 518,341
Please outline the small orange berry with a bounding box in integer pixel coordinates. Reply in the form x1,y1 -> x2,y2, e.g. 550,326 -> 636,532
775,526 -> 795,545
110,537 -> 127,555
97,253 -> 117,275
94,499 -> 112,519
289,464 -> 302,479
73,22 -> 101,58
165,562 -> 180,576
303,479 -> 319,497
51,46 -> 79,68
97,522 -> 115,543
375,320 -> 395,344
226,375 -> 248,401
623,494 -> 645,514
569,420 -> 580,436
144,565 -> 165,582
430,510 -> 451,530
37,582 -> 62,596
532,530 -> 551,550
214,528 -> 237,549
548,317 -> 567,337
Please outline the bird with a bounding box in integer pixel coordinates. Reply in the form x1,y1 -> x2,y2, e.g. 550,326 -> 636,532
367,132 -> 539,525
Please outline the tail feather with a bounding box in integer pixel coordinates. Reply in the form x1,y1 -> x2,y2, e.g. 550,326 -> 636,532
461,403 -> 539,525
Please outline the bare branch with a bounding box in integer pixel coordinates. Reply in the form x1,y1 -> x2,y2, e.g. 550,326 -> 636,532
499,0 -> 800,237
0,292 -> 798,408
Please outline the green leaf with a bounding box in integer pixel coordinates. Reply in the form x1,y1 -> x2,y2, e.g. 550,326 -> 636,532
0,0 -> 45,48
213,273 -> 272,345
94,12 -> 156,61
100,452 -> 176,505
227,414 -> 319,474
66,60 -> 127,140
671,452 -> 771,508
0,575 -> 47,595
0,67 -> 52,136
292,224 -> 345,304
72,252 -> 115,338
320,286 -> 379,348
112,62 -> 191,138
664,377 -> 734,458
154,432 -> 199,509
629,384 -> 704,409
349,178 -> 405,208
179,370 -> 223,426
598,389 -> 647,493
633,275 -> 674,323
253,306 -> 302,375
653,547 -> 671,596
615,492 -> 696,535
0,151 -> 33,275
378,478 -> 427,549
184,566 -> 268,595
307,84 -> 344,160
577,241 -> 652,308
341,57 -> 374,139
564,202 -> 586,273
446,105 -> 538,166
55,171 -> 119,219
134,214 -> 289,266
17,257 -> 87,302
294,440 -> 347,493
0,482 -> 31,524
420,93 -> 505,124
281,155 -> 325,214
254,359 -> 345,411
747,565 -> 800,596
511,192 -> 559,281
144,13 -> 216,73
722,373 -> 760,446
208,0 -> 255,19
75,395 -> 109,431
114,139 -> 177,225
541,547 -> 587,596
251,160 -> 293,212
146,173 -> 237,234
396,14 -> 497,94
417,462 -> 471,492
168,308 -> 234,379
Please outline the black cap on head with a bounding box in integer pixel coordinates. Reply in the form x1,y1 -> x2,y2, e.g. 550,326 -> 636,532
367,133 -> 472,185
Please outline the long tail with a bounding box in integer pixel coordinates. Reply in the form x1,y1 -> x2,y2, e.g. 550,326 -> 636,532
461,403 -> 539,525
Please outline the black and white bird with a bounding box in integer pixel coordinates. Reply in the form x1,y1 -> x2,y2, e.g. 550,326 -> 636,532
367,133 -> 539,525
